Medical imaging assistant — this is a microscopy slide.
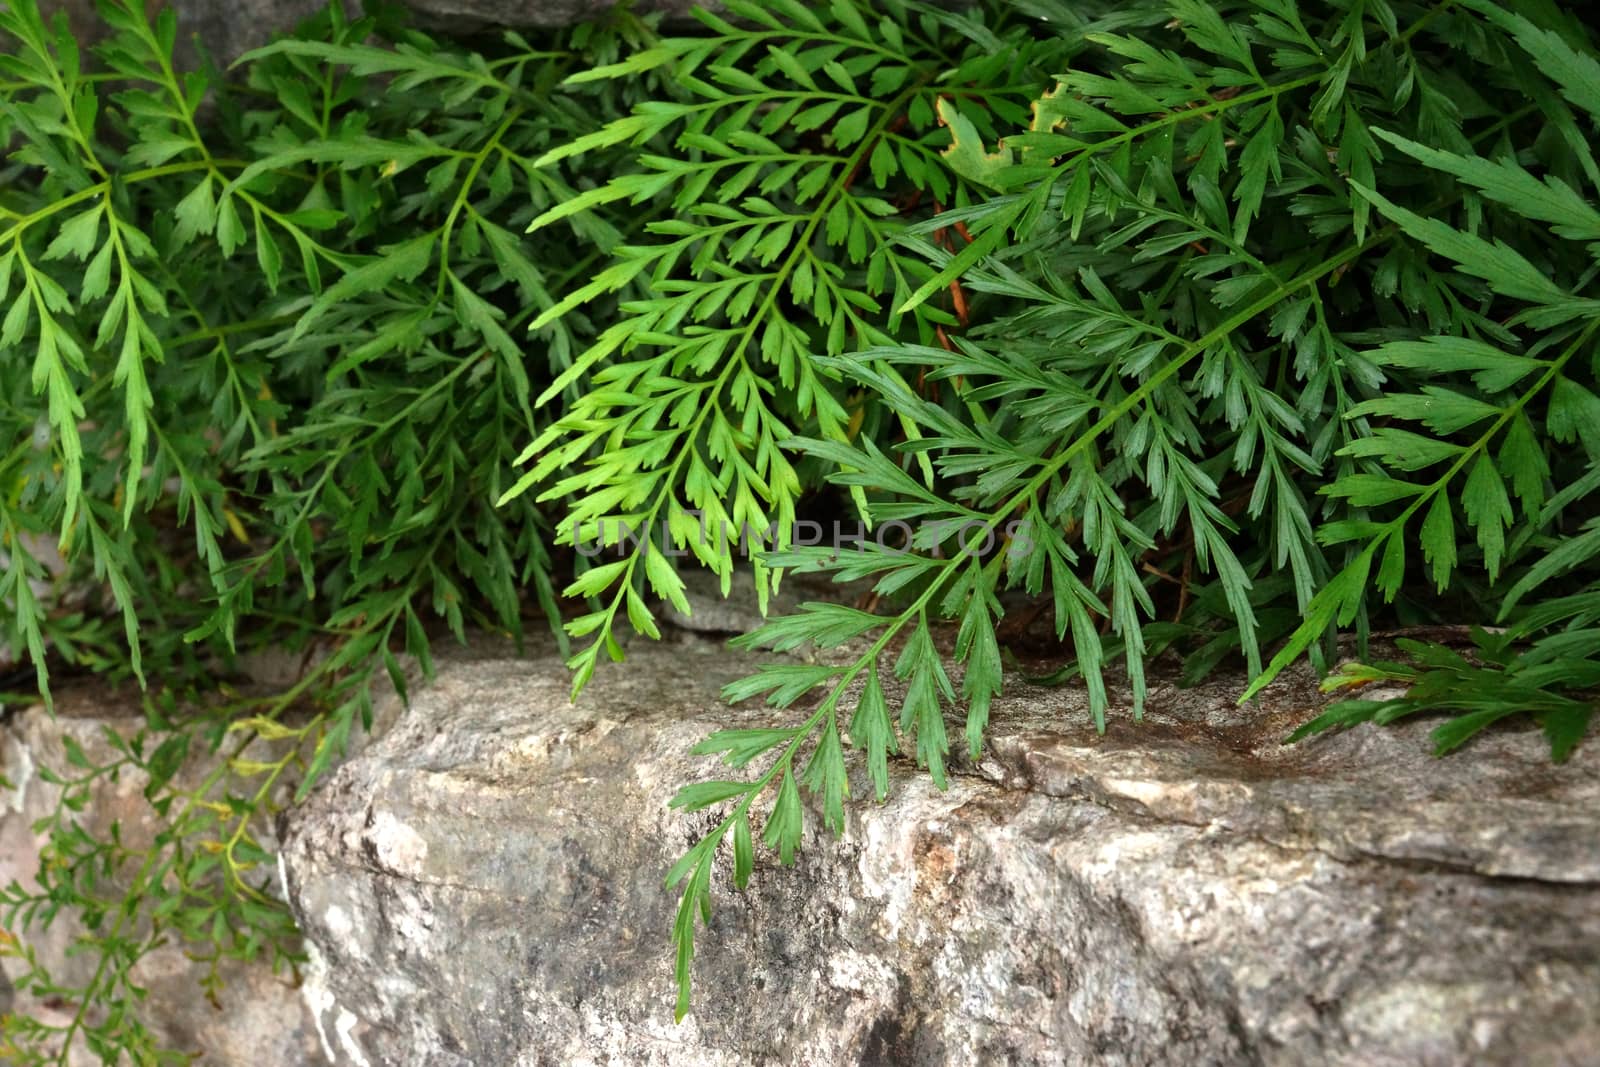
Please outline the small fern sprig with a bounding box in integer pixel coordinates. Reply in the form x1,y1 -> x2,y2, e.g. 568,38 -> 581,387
2,3 -> 639,1059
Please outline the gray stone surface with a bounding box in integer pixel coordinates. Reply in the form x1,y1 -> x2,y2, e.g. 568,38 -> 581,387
406,0 -> 694,29
665,567 -> 877,636
39,0 -> 695,68
279,634 -> 1600,1066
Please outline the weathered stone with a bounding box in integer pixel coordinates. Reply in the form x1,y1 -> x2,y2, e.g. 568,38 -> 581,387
0,685 -> 332,1066
38,0 -> 696,69
279,634 -> 1600,1066
665,567 -> 878,637
405,0 -> 695,29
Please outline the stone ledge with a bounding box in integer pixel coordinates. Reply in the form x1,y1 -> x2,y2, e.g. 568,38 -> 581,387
278,634 -> 1600,1066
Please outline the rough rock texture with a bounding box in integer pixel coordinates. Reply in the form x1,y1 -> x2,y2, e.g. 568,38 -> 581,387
404,0 -> 695,29
280,635 -> 1600,1066
0,686 -> 331,1066
40,0 -> 696,68
666,567 -> 878,636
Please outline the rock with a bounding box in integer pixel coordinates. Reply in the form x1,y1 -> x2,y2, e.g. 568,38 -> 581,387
0,684 -> 332,1066
39,0 -> 698,68
662,566 -> 797,636
279,634 -> 1600,1066
403,0 -> 696,30
664,566 -> 877,636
